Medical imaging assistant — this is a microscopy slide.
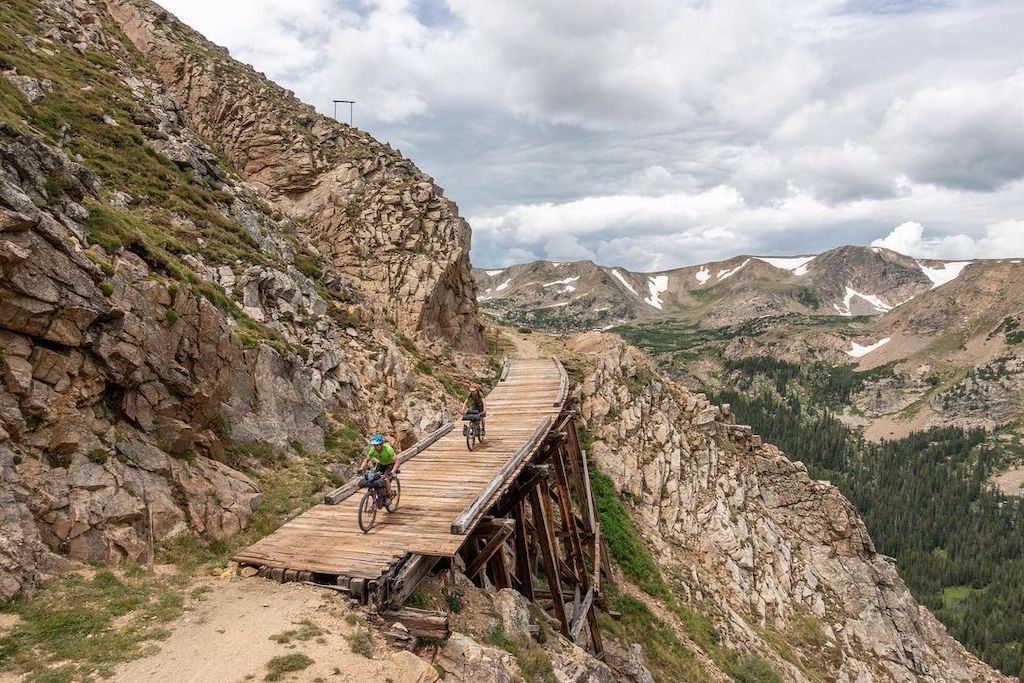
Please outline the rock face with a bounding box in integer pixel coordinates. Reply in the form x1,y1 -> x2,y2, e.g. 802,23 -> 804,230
567,332 -> 1009,683
106,0 -> 483,352
0,0 -> 485,602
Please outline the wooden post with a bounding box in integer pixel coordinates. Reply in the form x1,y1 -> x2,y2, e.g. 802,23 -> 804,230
529,484 -> 569,636
464,519 -> 515,579
511,500 -> 535,601
552,445 -> 590,584
490,545 -> 513,590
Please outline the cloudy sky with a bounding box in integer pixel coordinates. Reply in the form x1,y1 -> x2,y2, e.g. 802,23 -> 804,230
160,0 -> 1024,270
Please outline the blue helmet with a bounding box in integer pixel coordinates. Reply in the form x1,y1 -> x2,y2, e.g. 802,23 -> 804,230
369,434 -> 385,446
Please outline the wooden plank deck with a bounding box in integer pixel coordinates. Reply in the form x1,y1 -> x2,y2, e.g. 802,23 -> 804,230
233,358 -> 564,581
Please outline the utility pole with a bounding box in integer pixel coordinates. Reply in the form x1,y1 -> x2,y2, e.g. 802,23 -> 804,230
333,99 -> 355,126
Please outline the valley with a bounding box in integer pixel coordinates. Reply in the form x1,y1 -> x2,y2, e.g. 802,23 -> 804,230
480,250 -> 1024,676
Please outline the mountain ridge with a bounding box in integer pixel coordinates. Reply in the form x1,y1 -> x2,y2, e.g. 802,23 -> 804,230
474,245 -> 1010,331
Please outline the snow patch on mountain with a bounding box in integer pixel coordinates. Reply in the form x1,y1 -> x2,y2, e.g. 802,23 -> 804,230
611,269 -> 638,296
917,261 -> 972,289
645,275 -> 669,310
484,269 -> 504,277
847,337 -> 891,357
542,276 -> 580,288
695,266 -> 711,284
495,278 -> 512,292
756,255 -> 815,276
833,286 -> 894,316
717,259 -> 750,281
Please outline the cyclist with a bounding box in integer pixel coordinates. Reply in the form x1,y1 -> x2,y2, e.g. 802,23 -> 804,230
359,434 -> 399,497
462,382 -> 486,435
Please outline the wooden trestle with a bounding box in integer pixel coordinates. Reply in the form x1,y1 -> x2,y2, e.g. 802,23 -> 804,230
234,357 -> 611,656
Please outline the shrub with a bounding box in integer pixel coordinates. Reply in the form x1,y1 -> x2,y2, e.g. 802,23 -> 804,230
445,592 -> 463,614
406,589 -> 429,608
165,308 -> 179,324
264,654 -> 314,681
723,653 -> 781,683
99,281 -> 114,297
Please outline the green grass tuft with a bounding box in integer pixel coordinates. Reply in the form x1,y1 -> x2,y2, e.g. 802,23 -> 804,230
264,653 -> 314,681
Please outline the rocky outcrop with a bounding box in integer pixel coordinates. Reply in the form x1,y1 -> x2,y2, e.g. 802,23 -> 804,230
567,332 -> 1008,682
420,583 -> 644,683
105,0 -> 483,352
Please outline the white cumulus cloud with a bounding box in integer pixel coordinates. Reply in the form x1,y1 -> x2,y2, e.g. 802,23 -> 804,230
872,221 -> 1024,260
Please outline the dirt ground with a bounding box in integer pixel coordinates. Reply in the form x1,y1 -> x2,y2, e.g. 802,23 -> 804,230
104,578 -> 419,683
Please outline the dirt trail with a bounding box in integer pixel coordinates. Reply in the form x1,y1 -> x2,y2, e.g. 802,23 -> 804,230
507,330 -> 543,359
107,578 -> 419,683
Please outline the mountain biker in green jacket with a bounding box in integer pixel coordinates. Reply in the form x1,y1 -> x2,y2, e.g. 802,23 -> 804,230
360,434 -> 399,496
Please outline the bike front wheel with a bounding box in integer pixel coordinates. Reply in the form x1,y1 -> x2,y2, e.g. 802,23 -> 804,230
466,430 -> 476,451
358,490 -> 378,533
385,478 -> 402,513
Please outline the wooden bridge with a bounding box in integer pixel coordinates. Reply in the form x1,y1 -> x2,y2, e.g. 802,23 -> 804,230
234,357 -> 610,655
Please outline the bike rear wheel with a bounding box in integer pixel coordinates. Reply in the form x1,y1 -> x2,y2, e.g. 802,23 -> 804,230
385,478 -> 401,512
466,427 -> 476,451
358,490 -> 378,533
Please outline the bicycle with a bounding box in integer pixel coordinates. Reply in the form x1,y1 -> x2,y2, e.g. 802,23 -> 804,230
356,468 -> 401,533
463,410 -> 485,451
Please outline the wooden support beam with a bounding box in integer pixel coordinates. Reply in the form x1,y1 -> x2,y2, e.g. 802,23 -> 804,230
552,445 -> 590,584
578,447 -> 598,535
324,421 -> 454,504
464,519 -> 515,579
490,545 -> 513,590
511,500 -> 535,601
530,484 -> 569,637
451,416 -> 554,534
499,356 -> 509,382
380,608 -> 450,640
592,521 -> 602,596
569,587 -> 594,641
386,554 -> 442,609
587,601 -> 605,658
600,535 -> 613,587
492,465 -> 549,518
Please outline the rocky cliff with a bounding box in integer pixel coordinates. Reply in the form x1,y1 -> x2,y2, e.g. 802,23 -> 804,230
565,332 -> 1008,682
0,0 -> 486,603
107,0 -> 483,351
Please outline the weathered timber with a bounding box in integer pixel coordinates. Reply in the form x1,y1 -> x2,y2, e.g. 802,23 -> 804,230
511,500 -> 535,601
579,448 -> 598,534
530,483 -> 569,636
464,519 -> 515,579
500,356 -> 509,382
450,415 -> 555,534
380,608 -> 450,640
553,355 -> 568,406
324,421 -> 454,504
386,554 -> 442,609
